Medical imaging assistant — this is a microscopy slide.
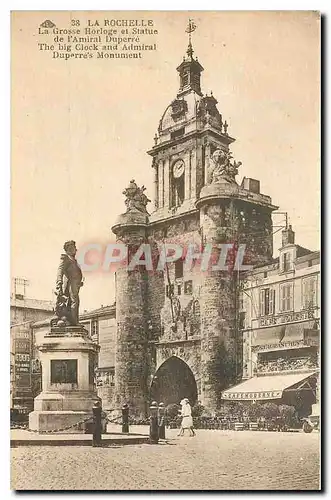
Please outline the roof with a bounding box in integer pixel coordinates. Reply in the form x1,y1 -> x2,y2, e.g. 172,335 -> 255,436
221,372 -> 317,401
10,297 -> 53,311
296,245 -> 316,258
251,247 -> 320,273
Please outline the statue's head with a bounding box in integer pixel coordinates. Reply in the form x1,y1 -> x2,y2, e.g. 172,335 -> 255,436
212,148 -> 227,166
63,240 -> 77,257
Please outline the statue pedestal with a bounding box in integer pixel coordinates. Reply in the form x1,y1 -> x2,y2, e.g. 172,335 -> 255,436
29,326 -> 100,433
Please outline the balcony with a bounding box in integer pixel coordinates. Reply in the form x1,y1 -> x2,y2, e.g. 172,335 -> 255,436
255,356 -> 319,377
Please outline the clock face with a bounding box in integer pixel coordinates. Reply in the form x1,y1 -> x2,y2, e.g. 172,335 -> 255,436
173,159 -> 185,179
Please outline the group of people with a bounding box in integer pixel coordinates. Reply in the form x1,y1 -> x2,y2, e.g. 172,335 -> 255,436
177,398 -> 196,437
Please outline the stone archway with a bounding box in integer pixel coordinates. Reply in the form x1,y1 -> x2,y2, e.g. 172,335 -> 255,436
150,356 -> 198,406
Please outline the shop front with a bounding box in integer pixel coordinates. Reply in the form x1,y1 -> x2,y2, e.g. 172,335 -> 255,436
221,371 -> 317,418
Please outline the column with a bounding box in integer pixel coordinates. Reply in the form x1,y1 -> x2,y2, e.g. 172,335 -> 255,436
184,150 -> 191,200
163,157 -> 170,208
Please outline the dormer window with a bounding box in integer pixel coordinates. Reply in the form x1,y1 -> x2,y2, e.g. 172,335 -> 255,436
280,251 -> 293,272
283,252 -> 290,271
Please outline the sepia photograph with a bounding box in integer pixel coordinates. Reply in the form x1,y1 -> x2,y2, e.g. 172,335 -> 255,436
10,10 -> 320,491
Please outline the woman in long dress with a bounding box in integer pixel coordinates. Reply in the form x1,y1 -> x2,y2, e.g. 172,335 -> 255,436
178,398 -> 196,437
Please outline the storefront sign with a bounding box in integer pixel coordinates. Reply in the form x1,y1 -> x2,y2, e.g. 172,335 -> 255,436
222,390 -> 282,400
259,309 -> 314,327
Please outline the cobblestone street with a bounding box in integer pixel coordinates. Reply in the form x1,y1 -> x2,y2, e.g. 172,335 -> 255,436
11,430 -> 320,491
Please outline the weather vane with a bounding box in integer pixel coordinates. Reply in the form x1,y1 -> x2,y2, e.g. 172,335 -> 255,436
185,19 -> 197,57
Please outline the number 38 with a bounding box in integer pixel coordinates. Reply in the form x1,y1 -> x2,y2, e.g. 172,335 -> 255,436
71,19 -> 80,26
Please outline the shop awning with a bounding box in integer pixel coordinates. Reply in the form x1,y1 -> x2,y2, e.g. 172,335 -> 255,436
221,372 -> 317,401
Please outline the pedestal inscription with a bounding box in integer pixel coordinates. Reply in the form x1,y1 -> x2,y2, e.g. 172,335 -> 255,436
51,359 -> 78,384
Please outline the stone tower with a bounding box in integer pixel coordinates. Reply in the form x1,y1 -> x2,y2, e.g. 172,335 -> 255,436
111,182 -> 150,417
112,31 -> 278,414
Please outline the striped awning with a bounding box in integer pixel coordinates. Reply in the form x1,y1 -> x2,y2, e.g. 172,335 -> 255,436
221,372 -> 317,401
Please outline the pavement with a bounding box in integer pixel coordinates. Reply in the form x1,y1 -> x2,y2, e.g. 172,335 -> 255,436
11,428 -> 320,491
10,424 -> 150,447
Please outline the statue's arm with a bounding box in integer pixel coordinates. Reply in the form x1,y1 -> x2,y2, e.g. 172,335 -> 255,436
55,255 -> 66,296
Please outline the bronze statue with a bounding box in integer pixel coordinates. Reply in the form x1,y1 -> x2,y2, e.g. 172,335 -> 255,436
54,240 -> 83,326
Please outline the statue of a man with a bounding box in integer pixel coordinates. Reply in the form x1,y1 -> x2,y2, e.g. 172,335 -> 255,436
55,240 -> 83,326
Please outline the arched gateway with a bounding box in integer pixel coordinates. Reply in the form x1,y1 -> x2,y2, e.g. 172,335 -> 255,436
150,356 -> 198,406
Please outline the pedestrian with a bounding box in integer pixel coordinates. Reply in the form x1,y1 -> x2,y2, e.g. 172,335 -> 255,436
177,398 -> 196,437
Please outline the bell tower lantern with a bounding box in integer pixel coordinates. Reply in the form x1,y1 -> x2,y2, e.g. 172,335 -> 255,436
176,38 -> 204,97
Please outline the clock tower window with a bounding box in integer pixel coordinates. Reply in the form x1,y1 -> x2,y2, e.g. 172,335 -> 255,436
170,159 -> 185,208
170,175 -> 185,208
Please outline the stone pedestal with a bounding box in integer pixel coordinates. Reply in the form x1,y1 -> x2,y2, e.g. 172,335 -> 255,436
29,325 -> 100,433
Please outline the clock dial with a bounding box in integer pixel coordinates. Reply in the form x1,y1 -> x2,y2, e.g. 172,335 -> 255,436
173,159 -> 185,178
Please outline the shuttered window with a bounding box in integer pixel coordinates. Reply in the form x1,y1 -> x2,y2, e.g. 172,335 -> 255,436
260,288 -> 275,316
302,277 -> 317,308
280,284 -> 293,312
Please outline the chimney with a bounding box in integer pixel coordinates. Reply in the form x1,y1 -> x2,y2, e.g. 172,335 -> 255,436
282,224 -> 295,246
241,177 -> 260,194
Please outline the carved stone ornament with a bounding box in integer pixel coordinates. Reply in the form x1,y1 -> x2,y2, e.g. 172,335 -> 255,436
171,99 -> 188,119
122,179 -> 151,214
210,149 -> 242,185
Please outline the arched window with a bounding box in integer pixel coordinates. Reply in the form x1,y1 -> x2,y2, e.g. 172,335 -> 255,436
170,160 -> 185,208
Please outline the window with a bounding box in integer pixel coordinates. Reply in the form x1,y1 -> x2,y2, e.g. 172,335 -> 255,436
281,252 -> 292,272
280,284 -> 293,312
181,73 -> 189,87
91,320 -> 99,339
302,277 -> 317,309
170,176 -> 185,207
177,285 -> 182,295
175,259 -> 183,279
260,288 -> 275,316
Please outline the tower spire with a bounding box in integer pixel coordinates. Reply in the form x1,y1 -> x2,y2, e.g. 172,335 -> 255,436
176,19 -> 203,96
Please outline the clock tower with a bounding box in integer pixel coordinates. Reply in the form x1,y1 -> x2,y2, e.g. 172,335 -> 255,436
148,33 -> 235,218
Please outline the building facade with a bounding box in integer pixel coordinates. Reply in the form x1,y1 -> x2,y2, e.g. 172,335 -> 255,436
10,294 -> 54,411
11,295 -> 54,326
111,38 -> 278,416
222,226 -> 320,417
11,321 -> 41,411
80,305 -> 116,409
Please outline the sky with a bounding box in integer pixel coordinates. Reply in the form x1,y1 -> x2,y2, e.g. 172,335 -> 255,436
11,11 -> 320,311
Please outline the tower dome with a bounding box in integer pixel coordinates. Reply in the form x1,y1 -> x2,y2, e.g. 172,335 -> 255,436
156,39 -> 231,146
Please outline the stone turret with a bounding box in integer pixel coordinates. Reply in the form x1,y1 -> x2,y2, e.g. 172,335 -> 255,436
196,149 -> 277,407
111,180 -> 150,417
